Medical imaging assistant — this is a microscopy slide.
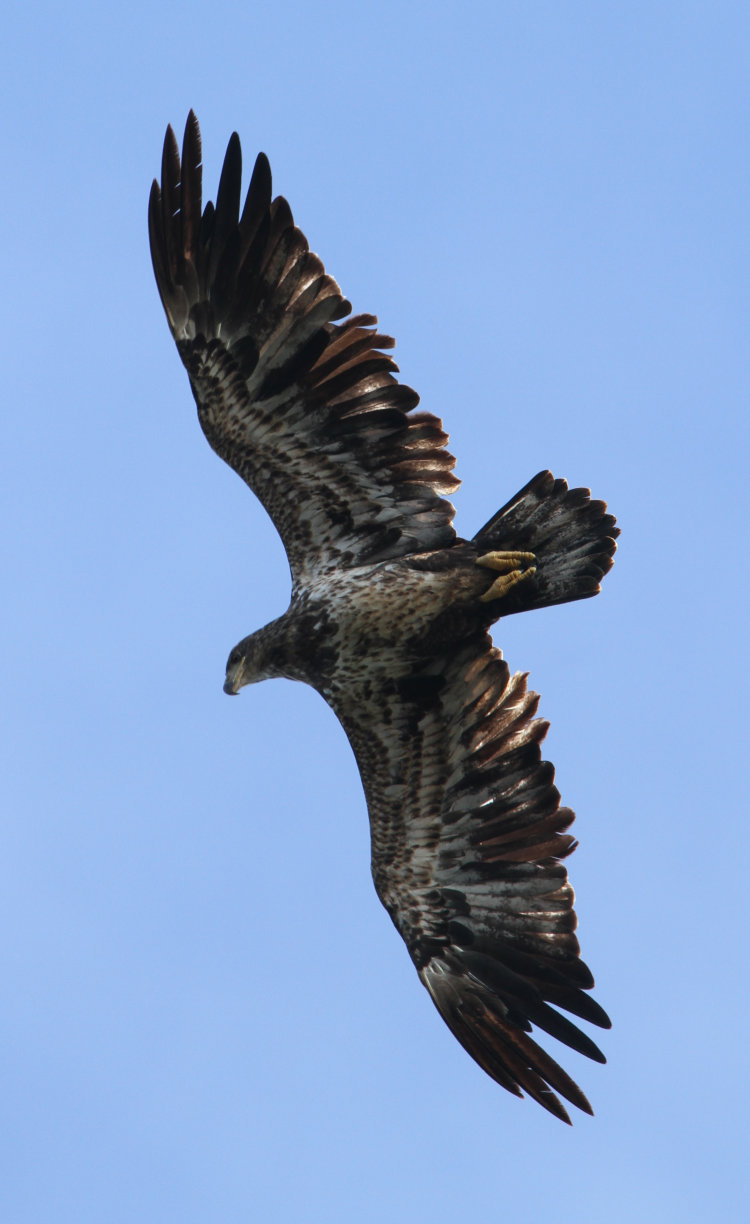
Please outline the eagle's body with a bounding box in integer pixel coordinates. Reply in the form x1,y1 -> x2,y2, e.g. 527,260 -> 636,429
150,113 -> 618,1123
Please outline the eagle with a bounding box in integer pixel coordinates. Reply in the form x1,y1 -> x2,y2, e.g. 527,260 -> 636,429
149,112 -> 618,1124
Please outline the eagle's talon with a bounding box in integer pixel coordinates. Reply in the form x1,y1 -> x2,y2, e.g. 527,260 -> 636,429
476,550 -> 537,603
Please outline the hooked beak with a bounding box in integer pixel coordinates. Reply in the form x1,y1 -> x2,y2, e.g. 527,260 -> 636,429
223,676 -> 240,695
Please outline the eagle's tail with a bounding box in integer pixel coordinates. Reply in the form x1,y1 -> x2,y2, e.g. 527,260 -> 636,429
472,470 -> 618,615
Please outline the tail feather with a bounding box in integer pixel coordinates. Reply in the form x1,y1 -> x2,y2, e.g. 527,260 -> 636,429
473,470 -> 618,614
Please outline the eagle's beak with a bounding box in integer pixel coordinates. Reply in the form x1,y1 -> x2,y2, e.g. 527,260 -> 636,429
223,676 -> 240,695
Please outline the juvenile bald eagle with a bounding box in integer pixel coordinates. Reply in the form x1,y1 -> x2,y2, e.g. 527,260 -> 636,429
149,112 -> 618,1123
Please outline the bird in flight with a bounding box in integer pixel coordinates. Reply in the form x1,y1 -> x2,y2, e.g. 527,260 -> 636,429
149,112 -> 618,1123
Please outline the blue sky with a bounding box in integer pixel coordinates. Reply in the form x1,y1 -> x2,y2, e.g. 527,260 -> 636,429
2,2 -> 748,1220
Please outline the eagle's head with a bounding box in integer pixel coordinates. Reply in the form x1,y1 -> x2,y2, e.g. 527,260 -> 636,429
223,638 -> 253,694
223,619 -> 288,694
223,635 -> 275,694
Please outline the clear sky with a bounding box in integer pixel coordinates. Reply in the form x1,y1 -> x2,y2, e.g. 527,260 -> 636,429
2,2 -> 748,1221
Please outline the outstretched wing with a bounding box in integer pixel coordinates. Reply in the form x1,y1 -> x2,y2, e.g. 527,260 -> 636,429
149,113 -> 459,586
336,638 -> 611,1124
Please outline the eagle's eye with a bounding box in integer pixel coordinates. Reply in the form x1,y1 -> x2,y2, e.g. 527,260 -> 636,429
226,646 -> 244,672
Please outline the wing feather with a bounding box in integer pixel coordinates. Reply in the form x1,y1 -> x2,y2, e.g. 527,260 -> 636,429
336,637 -> 610,1123
149,113 -> 459,584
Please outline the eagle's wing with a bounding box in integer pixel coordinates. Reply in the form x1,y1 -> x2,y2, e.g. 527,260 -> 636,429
337,636 -> 611,1124
149,113 -> 458,586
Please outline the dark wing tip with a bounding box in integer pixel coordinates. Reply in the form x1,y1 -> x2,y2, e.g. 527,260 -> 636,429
211,129 -> 243,266
183,109 -> 201,155
221,131 -> 243,188
181,112 -> 203,176
421,954 -> 600,1122
161,122 -> 180,184
254,150 -> 272,185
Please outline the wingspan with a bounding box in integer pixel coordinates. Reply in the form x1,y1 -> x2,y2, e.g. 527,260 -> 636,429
149,113 -> 459,585
336,637 -> 611,1124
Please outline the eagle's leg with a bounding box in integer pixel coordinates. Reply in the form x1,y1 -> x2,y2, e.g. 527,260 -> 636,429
476,550 -> 536,603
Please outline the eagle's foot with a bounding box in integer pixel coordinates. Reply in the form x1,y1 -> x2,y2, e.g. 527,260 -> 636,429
476,550 -> 536,603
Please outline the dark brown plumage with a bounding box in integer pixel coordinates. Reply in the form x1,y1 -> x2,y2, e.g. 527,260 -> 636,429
149,111 -> 618,1123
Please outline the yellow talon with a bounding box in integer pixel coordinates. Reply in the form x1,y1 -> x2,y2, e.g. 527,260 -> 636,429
476,550 -> 537,603
477,550 -> 536,572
